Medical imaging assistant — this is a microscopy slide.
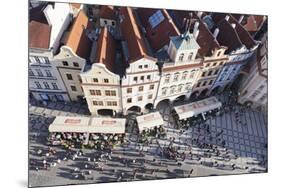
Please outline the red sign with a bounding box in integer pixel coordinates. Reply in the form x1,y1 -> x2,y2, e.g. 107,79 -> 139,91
64,119 -> 81,124
102,120 -> 116,125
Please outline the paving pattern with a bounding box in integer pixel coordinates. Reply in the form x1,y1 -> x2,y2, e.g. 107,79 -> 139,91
28,93 -> 268,187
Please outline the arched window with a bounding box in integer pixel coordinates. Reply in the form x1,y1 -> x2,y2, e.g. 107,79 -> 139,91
178,53 -> 184,61
188,52 -> 194,60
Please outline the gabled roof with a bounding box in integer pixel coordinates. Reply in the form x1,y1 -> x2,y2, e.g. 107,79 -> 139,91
213,18 -> 243,53
94,27 -> 116,73
136,8 -> 180,52
170,32 -> 200,51
65,10 -> 92,59
70,3 -> 81,9
120,7 -> 153,63
29,20 -> 51,49
99,5 -> 115,20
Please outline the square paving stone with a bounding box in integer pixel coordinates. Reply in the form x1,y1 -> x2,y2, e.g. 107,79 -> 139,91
235,144 -> 240,149
246,146 -> 251,152
241,151 -> 246,156
239,139 -> 245,144
246,152 -> 252,157
228,137 -> 234,142
251,148 -> 257,153
240,145 -> 245,150
250,141 -> 256,147
234,137 -> 239,144
245,140 -> 250,145
244,135 -> 249,139
249,135 -> 255,141
228,130 -> 233,135
255,137 -> 260,142
234,132 -> 238,137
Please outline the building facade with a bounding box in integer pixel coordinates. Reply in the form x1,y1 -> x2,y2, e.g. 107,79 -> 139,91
29,3 -> 73,102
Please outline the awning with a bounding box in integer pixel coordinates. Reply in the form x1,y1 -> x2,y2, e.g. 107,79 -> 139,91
49,116 -> 90,133
88,118 -> 126,134
174,96 -> 222,120
136,111 -> 164,132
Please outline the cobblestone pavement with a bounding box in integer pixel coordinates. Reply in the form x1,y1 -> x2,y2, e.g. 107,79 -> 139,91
28,93 -> 268,187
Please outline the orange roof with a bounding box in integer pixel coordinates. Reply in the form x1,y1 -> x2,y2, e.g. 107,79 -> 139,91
29,21 -> 51,49
99,5 -> 115,20
66,10 -> 92,59
95,27 -> 116,72
120,7 -> 150,63
70,3 -> 81,9
244,15 -> 266,33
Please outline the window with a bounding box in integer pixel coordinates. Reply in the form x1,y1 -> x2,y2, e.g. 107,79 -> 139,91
35,81 -> 41,89
138,96 -> 143,101
196,82 -> 201,87
139,86 -> 144,91
148,94 -> 153,99
93,101 -> 103,106
185,83 -> 191,91
104,79 -> 109,83
259,94 -> 267,102
162,87 -> 167,95
35,56 -> 40,63
217,51 -> 221,57
170,86 -> 176,94
188,52 -> 193,61
219,62 -> 224,65
73,62 -> 79,67
93,78 -> 98,83
104,20 -> 107,24
45,70 -> 52,77
202,81 -> 208,86
29,69 -> 34,76
149,84 -> 154,90
134,77 -> 138,82
140,76 -> 144,81
178,53 -> 184,61
258,85 -> 265,90
90,90 -> 101,96
144,65 -> 148,68
43,82 -> 50,89
127,98 -> 132,103
178,84 -> 183,92
52,83 -> 58,90
190,70 -> 196,79
164,74 -> 170,83
214,69 -> 219,75
112,21 -> 115,26
182,71 -> 188,80
62,61 -> 68,66
105,90 -> 116,96
66,74 -> 73,80
147,75 -> 151,80
36,69 -> 43,77
127,88 -> 132,93
44,57 -> 50,64
209,80 -> 213,85
107,101 -> 117,106
213,62 -> 217,66
173,73 -> 180,82
207,70 -> 213,76
205,63 -> 210,67
71,85 -> 77,91
78,76 -> 82,83
202,72 -> 206,77
139,65 -> 143,69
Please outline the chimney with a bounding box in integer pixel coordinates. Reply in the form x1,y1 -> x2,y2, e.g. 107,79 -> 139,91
231,23 -> 236,28
197,11 -> 203,18
213,28 -> 219,39
225,15 -> 230,21
193,21 -> 199,36
238,15 -> 244,23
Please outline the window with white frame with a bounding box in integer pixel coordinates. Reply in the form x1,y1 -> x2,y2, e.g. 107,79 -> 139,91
52,83 -> 58,90
29,69 -> 35,76
178,53 -> 184,62
43,82 -> 50,89
190,70 -> 196,79
164,74 -> 170,83
35,81 -> 41,89
182,71 -> 188,80
173,73 -> 180,82
188,52 -> 193,61
178,84 -> 183,92
162,87 -> 167,95
170,86 -> 176,94
35,69 -> 43,77
45,70 -> 52,77
148,10 -> 165,28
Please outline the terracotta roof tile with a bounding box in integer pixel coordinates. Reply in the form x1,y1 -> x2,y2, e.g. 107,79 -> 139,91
29,20 -> 51,49
244,15 -> 266,34
94,27 -> 116,72
99,5 -> 115,20
137,8 -> 180,52
66,10 -> 92,59
119,7 -> 151,63
70,3 -> 81,9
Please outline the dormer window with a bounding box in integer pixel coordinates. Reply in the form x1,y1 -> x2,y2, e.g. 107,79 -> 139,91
179,53 -> 184,62
217,51 -> 222,57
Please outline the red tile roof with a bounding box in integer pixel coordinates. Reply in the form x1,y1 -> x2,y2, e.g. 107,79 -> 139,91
29,20 -> 51,49
137,8 -> 180,52
99,5 -> 115,20
244,15 -> 266,34
120,7 -> 154,63
66,10 -> 92,59
70,3 -> 81,9
94,27 -> 116,72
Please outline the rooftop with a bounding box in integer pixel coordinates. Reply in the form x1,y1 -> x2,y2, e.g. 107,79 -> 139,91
99,5 -> 116,20
119,7 -> 153,63
136,8 -> 180,52
243,15 -> 267,34
170,32 -> 200,51
65,10 -> 93,59
94,27 -> 116,73
29,21 -> 51,49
